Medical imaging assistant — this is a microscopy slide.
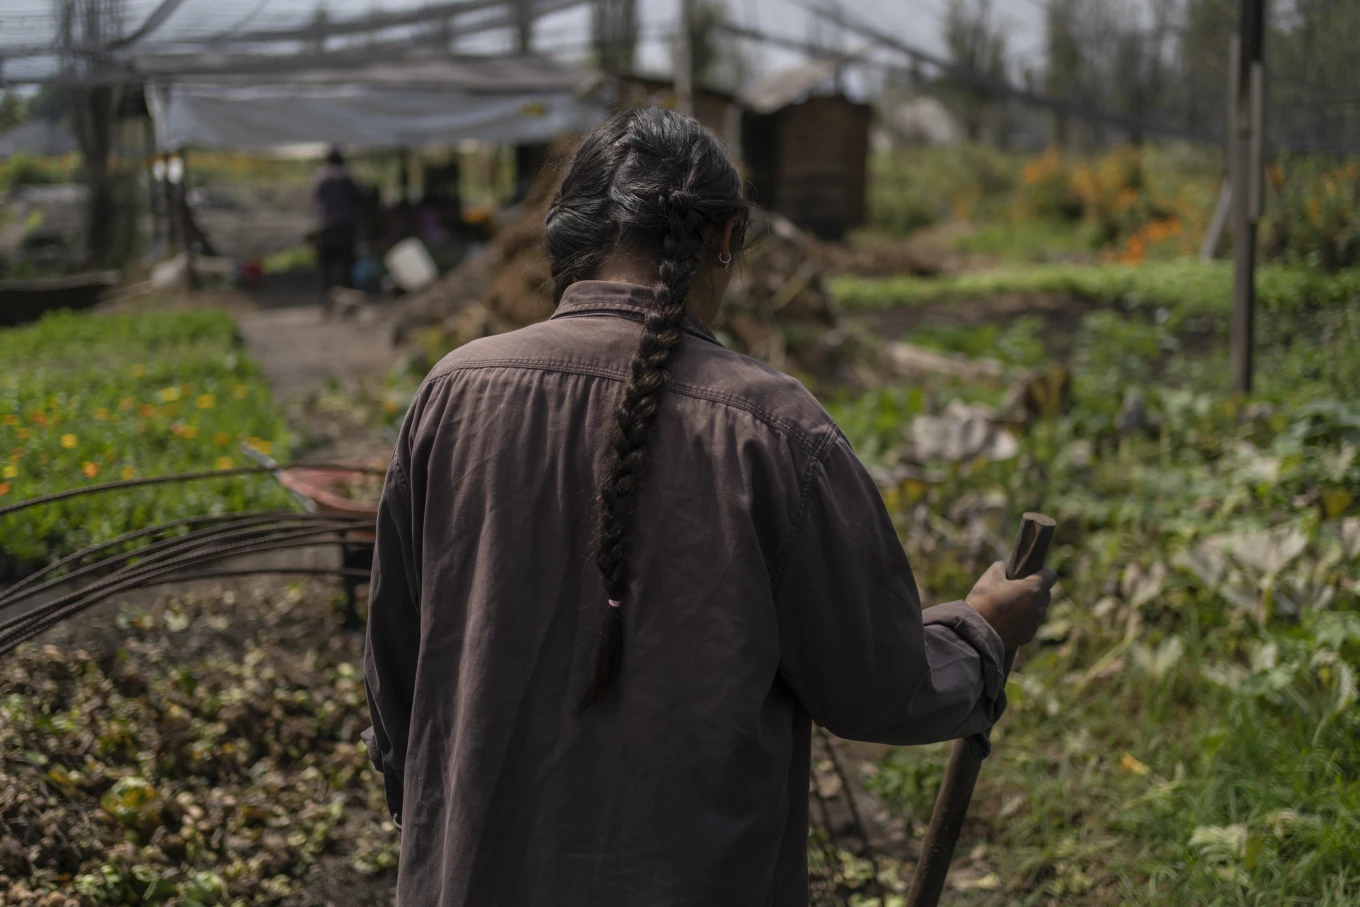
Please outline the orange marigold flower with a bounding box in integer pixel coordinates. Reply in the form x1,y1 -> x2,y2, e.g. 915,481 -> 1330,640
0,483 -> 9,496
1,414 -> 16,426
138,404 -> 156,419
16,428 -> 30,440
82,462 -> 99,479
30,412 -> 46,427
120,398 -> 135,411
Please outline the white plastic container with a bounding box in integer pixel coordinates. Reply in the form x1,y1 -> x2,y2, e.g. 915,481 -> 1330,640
384,237 -> 438,293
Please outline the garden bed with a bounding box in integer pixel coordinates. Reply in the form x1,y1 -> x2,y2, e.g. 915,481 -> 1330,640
0,308 -> 292,581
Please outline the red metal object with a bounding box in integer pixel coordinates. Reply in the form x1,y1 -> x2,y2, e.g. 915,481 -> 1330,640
275,464 -> 380,627
278,467 -> 379,518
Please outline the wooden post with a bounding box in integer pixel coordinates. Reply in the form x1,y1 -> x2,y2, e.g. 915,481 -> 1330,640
178,149 -> 198,290
1200,178 -> 1231,261
1229,0 -> 1266,395
514,0 -> 534,53
143,116 -> 160,250
675,0 -> 695,116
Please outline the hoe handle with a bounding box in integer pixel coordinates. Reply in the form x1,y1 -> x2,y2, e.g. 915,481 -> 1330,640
904,512 -> 1056,907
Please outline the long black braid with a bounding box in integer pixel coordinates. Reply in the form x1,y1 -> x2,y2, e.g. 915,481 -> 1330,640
543,108 -> 748,708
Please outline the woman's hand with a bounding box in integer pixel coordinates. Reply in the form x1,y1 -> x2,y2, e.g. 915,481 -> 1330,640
965,561 -> 1057,650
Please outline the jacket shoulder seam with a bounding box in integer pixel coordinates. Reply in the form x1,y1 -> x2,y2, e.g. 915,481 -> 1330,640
428,356 -> 828,456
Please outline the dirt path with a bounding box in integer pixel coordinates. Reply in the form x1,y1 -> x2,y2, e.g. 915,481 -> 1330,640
235,304 -> 403,404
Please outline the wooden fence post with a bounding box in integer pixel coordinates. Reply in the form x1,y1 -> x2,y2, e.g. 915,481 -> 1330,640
1230,0 -> 1266,395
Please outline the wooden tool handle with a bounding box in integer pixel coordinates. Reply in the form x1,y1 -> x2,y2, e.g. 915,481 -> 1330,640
1005,512 -> 1056,581
904,512 -> 1056,907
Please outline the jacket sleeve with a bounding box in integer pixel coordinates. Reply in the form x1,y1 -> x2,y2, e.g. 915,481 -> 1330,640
774,434 -> 1008,753
362,456 -> 421,827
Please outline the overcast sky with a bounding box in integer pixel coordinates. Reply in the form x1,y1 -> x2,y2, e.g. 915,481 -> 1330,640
0,0 -> 1049,85
520,0 -> 1047,80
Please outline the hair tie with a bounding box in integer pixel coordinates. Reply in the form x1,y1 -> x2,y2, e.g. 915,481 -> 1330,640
608,599 -> 621,608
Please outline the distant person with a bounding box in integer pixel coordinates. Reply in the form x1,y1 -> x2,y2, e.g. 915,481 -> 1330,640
313,146 -> 363,300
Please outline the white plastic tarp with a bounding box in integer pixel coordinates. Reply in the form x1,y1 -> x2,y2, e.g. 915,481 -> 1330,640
149,82 -> 605,151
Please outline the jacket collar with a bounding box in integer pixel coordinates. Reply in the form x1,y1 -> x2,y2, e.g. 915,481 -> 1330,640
550,280 -> 721,346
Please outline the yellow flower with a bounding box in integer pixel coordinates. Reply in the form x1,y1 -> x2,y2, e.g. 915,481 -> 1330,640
233,385 -> 248,399
121,466 -> 135,480
247,438 -> 273,456
1119,753 -> 1151,776
82,462 -> 99,479
60,434 -> 78,449
2,465 -> 15,479
157,386 -> 182,403
196,394 -> 215,410
214,432 -> 230,446
17,428 -> 30,440
1,414 -> 16,426
131,364 -> 146,378
94,408 -> 109,421
215,456 -> 234,470
182,425 -> 199,440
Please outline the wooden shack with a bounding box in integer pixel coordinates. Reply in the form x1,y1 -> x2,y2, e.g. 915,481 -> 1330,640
740,61 -> 871,240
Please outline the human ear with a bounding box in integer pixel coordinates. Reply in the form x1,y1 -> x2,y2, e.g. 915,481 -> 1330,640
718,217 -> 737,259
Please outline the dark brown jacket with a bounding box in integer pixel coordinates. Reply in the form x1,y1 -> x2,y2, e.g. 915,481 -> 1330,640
363,281 -> 1006,907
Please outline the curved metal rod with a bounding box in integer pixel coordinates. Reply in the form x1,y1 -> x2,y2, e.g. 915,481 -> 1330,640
158,567 -> 373,582
0,533 -> 375,654
0,525 -> 356,642
0,513 -> 370,613
0,510 -> 331,609
0,525 -> 370,647
0,461 -> 387,519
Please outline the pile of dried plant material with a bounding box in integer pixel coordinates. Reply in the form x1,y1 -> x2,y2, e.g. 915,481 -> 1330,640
807,231 -> 949,279
400,188 -> 860,384
0,581 -> 397,907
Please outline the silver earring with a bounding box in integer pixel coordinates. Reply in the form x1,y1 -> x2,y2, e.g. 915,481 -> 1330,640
719,252 -> 732,271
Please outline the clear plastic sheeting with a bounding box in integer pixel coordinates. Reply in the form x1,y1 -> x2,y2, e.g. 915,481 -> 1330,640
148,81 -> 605,151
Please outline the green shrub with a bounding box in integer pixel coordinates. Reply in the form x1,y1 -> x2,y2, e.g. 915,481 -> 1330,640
867,144 -> 1020,236
1263,157 -> 1360,272
830,260 -> 1360,318
0,152 -> 78,193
